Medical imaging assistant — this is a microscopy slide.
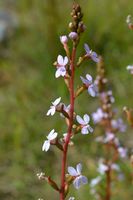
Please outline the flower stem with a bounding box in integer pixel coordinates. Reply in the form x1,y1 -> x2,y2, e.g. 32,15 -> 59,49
60,47 -> 76,200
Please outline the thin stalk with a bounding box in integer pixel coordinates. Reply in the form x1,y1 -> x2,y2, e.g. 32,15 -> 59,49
60,47 -> 76,200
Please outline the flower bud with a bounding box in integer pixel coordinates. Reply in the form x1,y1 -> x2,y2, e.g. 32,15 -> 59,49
69,32 -> 78,41
60,35 -> 68,45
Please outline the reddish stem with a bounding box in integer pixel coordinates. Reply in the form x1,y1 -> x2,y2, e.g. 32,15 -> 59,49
105,166 -> 111,200
60,47 -> 76,200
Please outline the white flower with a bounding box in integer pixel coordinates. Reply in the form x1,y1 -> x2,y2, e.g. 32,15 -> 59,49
127,65 -> 133,74
46,97 -> 61,116
80,74 -> 97,97
90,176 -> 102,187
55,55 -> 68,78
76,114 -> 93,134
68,163 -> 88,189
37,172 -> 45,180
68,197 -> 75,200
42,129 -> 58,152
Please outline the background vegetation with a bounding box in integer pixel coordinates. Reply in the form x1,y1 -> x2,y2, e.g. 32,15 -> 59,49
0,0 -> 133,199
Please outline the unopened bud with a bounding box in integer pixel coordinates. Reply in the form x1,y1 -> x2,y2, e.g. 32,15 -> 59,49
69,32 -> 78,41
60,35 -> 68,45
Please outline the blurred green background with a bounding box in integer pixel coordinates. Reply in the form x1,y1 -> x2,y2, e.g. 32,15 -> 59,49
0,0 -> 133,199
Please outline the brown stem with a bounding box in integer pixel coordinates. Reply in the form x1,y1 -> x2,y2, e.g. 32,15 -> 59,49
105,166 -> 111,200
60,47 -> 76,200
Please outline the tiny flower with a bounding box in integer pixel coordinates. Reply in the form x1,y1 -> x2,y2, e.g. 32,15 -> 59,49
69,32 -> 78,40
80,74 -> 97,97
111,164 -> 120,171
37,172 -> 45,180
127,65 -> 133,74
55,55 -> 68,78
97,162 -> 108,175
104,132 -> 115,143
118,147 -> 127,158
84,43 -> 100,63
90,176 -> 102,187
76,114 -> 93,134
60,35 -> 68,44
42,129 -> 58,152
92,108 -> 108,124
111,118 -> 126,132
68,163 -> 88,189
47,97 -> 61,116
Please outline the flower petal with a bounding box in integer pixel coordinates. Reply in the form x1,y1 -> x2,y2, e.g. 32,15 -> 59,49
59,67 -> 66,76
76,115 -> 86,125
88,85 -> 96,97
84,43 -> 90,54
68,167 -> 78,176
83,114 -> 90,123
55,68 -> 61,78
47,129 -> 58,140
81,175 -> 88,185
81,126 -> 89,134
76,163 -> 82,175
52,97 -> 61,106
73,177 -> 81,189
86,74 -> 92,83
63,56 -> 68,65
57,55 -> 63,65
42,140 -> 50,152
80,76 -> 89,85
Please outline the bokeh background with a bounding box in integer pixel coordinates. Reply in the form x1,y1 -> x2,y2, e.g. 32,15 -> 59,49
0,0 -> 133,199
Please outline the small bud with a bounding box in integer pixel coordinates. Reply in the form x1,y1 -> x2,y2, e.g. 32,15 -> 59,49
60,35 -> 68,45
69,32 -> 78,41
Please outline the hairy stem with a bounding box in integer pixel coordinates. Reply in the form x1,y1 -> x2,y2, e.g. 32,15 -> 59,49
60,47 -> 76,200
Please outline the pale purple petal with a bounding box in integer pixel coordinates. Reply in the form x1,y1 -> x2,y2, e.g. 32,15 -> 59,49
86,74 -> 92,83
76,115 -> 86,125
63,56 -> 68,65
91,52 -> 99,63
88,125 -> 93,133
68,167 -> 78,176
83,114 -> 90,123
52,97 -> 61,106
55,68 -> 62,78
88,85 -> 96,97
81,126 -> 89,134
84,43 -> 90,54
80,175 -> 88,185
57,55 -> 64,65
59,67 -> 66,76
80,76 -> 89,85
73,177 -> 81,189
42,140 -> 50,151
76,163 -> 82,175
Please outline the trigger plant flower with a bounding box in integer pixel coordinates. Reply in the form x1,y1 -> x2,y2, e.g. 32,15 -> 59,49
68,197 -> 75,200
42,129 -> 58,152
46,97 -> 61,116
68,163 -> 88,189
55,55 -> 68,78
80,74 -> 97,97
76,114 -> 93,134
84,43 -> 100,63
